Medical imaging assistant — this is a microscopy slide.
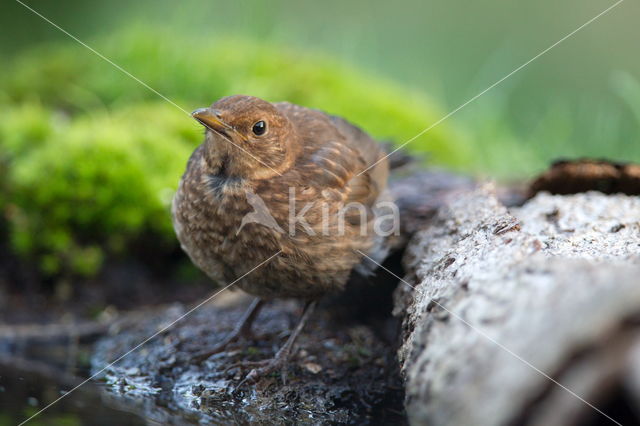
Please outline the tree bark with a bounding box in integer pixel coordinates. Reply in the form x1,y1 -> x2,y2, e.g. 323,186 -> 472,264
395,184 -> 640,426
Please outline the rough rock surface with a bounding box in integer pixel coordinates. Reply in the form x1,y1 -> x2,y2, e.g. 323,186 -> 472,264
396,185 -> 640,426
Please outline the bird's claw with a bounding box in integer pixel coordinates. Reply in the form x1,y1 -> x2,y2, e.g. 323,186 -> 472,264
233,358 -> 286,391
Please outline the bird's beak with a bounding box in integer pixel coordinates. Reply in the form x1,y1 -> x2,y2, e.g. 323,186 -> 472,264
191,108 -> 231,135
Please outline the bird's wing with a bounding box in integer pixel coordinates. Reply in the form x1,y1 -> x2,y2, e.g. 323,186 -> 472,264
327,114 -> 389,208
274,102 -> 388,211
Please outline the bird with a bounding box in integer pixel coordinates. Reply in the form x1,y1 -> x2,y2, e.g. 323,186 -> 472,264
235,188 -> 285,235
172,95 -> 393,382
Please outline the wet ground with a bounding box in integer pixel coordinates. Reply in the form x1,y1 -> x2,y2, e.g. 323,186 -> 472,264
90,293 -> 406,425
0,359 -> 152,425
0,260 -> 407,425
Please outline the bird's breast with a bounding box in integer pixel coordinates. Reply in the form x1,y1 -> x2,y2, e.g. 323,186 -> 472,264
173,173 -> 286,273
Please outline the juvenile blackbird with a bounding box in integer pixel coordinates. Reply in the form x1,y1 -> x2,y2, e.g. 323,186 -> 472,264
172,95 -> 392,381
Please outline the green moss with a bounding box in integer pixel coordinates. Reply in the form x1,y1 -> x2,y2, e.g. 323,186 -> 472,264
0,27 -> 460,278
2,102 -> 196,275
1,27 -> 461,163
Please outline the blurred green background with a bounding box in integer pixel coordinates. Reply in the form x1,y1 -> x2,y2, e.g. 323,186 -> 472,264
0,0 -> 638,280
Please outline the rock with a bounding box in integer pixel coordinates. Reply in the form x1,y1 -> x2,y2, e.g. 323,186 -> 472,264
303,362 -> 323,374
396,184 -> 640,426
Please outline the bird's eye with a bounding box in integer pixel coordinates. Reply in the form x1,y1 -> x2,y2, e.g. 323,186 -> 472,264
252,120 -> 267,136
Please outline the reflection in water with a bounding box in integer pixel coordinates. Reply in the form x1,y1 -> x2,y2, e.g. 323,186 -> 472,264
0,358 -> 148,425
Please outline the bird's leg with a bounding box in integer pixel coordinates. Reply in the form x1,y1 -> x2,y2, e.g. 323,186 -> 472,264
238,300 -> 317,385
191,297 -> 265,363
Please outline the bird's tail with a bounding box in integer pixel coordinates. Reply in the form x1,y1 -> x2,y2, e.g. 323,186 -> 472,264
379,141 -> 423,171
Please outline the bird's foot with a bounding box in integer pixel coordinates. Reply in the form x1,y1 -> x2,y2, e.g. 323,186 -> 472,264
234,355 -> 289,389
188,336 -> 242,364
162,298 -> 264,368
233,300 -> 318,389
178,298 -> 265,365
222,358 -> 267,374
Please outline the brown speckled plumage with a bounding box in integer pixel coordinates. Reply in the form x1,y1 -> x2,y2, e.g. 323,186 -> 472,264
172,95 -> 390,301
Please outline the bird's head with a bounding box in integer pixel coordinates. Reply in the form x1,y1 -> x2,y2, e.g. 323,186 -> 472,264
192,95 -> 299,179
